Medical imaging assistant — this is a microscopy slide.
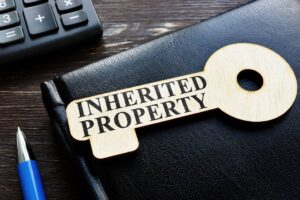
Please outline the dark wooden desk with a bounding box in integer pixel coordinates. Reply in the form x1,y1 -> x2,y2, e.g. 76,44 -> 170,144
0,0 -> 251,199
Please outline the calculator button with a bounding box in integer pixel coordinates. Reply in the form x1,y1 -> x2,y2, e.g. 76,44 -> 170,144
0,0 -> 15,13
0,26 -> 24,45
0,11 -> 19,28
56,0 -> 82,12
24,3 -> 58,36
23,0 -> 46,6
61,10 -> 87,27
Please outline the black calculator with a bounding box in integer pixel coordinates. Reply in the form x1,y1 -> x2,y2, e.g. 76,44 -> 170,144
0,0 -> 102,64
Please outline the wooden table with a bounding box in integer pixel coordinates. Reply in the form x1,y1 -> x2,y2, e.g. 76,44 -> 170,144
0,0 -> 251,199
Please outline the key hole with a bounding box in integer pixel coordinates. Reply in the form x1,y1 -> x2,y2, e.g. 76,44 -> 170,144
237,69 -> 263,91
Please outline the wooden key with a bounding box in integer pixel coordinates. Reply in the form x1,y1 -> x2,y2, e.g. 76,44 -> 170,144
66,43 -> 298,159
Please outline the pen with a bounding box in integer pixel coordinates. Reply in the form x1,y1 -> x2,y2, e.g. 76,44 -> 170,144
16,127 -> 47,200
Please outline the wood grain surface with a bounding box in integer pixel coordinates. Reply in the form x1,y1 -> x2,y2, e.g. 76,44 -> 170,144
0,0 -> 251,199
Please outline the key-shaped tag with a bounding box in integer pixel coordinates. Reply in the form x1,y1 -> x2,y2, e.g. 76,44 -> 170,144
66,43 -> 297,159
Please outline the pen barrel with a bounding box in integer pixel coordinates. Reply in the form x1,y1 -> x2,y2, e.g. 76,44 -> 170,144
17,160 -> 46,200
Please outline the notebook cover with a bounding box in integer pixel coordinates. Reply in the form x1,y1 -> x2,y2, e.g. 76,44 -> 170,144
41,0 -> 300,199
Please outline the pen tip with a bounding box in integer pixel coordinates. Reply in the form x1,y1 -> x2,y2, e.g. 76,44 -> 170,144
16,127 -> 24,143
16,127 -> 22,141
16,127 -> 35,163
17,127 -> 22,135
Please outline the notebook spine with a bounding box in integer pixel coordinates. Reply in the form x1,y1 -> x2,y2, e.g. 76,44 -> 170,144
41,80 -> 109,200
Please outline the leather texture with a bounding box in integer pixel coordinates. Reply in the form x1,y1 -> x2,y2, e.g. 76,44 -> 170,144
41,0 -> 300,199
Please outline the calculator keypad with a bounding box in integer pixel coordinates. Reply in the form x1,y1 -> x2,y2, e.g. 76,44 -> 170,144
0,0 -> 21,45
0,0 -> 102,63
61,10 -> 87,27
56,0 -> 82,12
24,3 -> 58,36
0,0 -> 15,13
0,11 -> 19,28
0,0 -> 91,43
0,26 -> 24,44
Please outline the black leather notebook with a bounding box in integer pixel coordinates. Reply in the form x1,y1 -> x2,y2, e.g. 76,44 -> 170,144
41,0 -> 300,199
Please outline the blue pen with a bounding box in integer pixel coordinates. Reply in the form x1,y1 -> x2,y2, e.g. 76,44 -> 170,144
16,127 -> 47,200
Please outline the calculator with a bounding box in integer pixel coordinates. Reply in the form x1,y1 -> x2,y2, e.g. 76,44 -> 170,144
0,0 -> 102,64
